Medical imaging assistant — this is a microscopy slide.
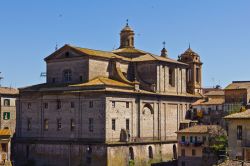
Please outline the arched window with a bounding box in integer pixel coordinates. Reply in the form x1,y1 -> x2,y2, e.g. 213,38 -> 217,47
173,144 -> 177,159
129,147 -> 134,160
143,103 -> 154,115
63,69 -> 72,82
148,146 -> 153,159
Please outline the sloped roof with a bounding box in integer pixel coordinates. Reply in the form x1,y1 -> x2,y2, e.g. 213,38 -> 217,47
224,110 -> 250,119
0,87 -> 19,95
204,90 -> 224,96
176,125 -> 221,134
71,77 -> 133,88
225,81 -> 250,90
0,129 -> 11,136
192,98 -> 225,106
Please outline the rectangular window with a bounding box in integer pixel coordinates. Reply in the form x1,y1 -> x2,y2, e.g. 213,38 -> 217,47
3,112 -> 10,120
3,99 -> 10,106
56,100 -> 61,109
126,102 -> 129,108
112,119 -> 116,131
57,119 -> 62,131
196,67 -> 200,83
27,118 -> 31,131
181,136 -> 185,142
112,101 -> 115,108
181,161 -> 185,166
169,68 -> 175,87
190,136 -> 193,143
44,119 -> 49,131
1,144 -> 7,152
192,149 -> 196,156
28,103 -> 31,109
44,102 -> 48,109
70,119 -> 75,131
89,118 -> 93,132
126,119 -> 129,130
237,125 -> 242,140
181,149 -> 185,157
70,102 -> 75,108
89,101 -> 93,108
79,76 -> 83,82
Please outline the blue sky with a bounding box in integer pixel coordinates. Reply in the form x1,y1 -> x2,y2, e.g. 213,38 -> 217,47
0,0 -> 250,88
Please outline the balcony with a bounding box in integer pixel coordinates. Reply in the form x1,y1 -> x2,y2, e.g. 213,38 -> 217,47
179,141 -> 204,147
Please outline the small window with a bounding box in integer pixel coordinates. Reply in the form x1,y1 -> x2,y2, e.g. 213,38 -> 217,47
4,99 -> 10,106
126,102 -> 129,108
1,144 -> 7,152
63,69 -> 72,82
196,67 -> 200,83
89,118 -> 93,132
27,118 -> 31,131
52,78 -> 56,83
79,76 -> 83,82
27,103 -> 31,109
70,119 -> 75,131
44,103 -> 48,109
190,136 -> 193,143
129,147 -> 134,160
192,149 -> 196,156
70,102 -> 75,108
57,119 -> 62,131
181,161 -> 185,166
181,136 -> 185,142
44,119 -> 49,131
57,100 -> 61,109
181,149 -> 185,157
237,125 -> 242,140
112,119 -> 116,131
126,119 -> 129,130
89,101 -> 93,108
148,146 -> 153,159
65,52 -> 70,58
87,146 -> 92,154
112,101 -> 115,108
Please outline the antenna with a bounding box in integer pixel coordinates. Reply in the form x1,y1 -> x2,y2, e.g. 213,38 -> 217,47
162,41 -> 166,48
0,72 -> 4,87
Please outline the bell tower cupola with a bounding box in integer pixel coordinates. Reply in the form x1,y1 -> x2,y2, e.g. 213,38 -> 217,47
178,45 -> 203,94
119,20 -> 135,48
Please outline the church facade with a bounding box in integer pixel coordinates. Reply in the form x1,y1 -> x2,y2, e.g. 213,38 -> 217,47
14,24 -> 203,166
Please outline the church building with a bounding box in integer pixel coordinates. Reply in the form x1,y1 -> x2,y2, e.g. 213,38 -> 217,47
14,23 -> 203,166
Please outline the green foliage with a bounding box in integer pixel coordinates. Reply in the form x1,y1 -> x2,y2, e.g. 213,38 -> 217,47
211,135 -> 228,159
129,159 -> 135,166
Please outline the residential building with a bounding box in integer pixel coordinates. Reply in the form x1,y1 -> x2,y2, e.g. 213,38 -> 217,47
176,125 -> 225,166
192,89 -> 225,126
224,81 -> 250,113
14,24 -> 203,166
224,109 -> 250,161
0,87 -> 18,133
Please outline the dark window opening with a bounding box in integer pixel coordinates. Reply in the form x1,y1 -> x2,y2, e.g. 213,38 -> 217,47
44,119 -> 48,131
27,118 -> 31,131
27,103 -> 31,109
57,100 -> 61,109
70,102 -> 75,108
148,146 -> 153,159
126,119 -> 130,131
112,119 -> 116,131
89,101 -> 93,108
181,149 -> 185,157
192,149 -> 196,156
237,125 -> 242,140
79,76 -> 83,82
44,102 -> 48,109
1,143 -> 7,152
169,68 -> 175,87
63,69 -> 72,82
112,101 -> 115,108
89,118 -> 93,132
52,78 -> 56,83
129,147 -> 134,160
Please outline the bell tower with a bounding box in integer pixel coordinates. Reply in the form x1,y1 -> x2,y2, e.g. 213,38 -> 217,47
119,20 -> 135,48
179,46 -> 203,94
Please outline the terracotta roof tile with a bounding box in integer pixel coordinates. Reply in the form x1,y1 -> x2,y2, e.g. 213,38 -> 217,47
192,98 -> 224,106
0,87 -> 19,95
225,81 -> 250,90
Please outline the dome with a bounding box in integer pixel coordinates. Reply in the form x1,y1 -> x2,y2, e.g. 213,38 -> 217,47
121,24 -> 133,32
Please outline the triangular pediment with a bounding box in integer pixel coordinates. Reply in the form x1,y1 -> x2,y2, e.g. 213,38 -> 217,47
44,44 -> 88,62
